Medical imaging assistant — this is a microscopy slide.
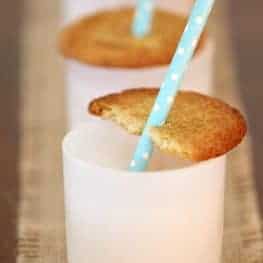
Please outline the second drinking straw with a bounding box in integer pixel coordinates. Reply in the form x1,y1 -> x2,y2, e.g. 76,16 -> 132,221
130,0 -> 215,172
132,0 -> 154,37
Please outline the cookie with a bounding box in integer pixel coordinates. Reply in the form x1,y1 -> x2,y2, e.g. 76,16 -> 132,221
59,8 -> 207,68
89,88 -> 247,161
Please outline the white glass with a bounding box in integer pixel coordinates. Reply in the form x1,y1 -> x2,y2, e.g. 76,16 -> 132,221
63,121 -> 226,263
61,1 -> 215,128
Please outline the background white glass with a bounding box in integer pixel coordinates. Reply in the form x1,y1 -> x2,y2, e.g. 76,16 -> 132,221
61,0 -> 215,128
63,122 -> 226,263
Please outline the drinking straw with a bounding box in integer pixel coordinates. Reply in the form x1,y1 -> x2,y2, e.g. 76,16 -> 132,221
132,0 -> 154,37
129,0 -> 215,172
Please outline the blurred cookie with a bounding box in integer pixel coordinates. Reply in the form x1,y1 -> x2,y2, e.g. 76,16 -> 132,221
89,88 -> 247,161
59,8 -> 206,68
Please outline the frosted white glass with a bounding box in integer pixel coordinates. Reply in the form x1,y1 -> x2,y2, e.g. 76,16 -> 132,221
61,0 -> 215,128
62,122 -> 226,263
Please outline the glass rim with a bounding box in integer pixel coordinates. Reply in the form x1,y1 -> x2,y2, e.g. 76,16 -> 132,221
62,124 -> 226,177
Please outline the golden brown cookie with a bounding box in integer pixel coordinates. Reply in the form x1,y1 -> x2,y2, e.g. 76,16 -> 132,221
59,8 -> 207,68
89,88 -> 247,161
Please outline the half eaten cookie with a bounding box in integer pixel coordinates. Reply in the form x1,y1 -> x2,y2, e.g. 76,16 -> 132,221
89,88 -> 247,161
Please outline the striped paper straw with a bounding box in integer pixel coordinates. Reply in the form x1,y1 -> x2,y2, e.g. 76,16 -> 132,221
129,0 -> 215,172
132,0 -> 154,37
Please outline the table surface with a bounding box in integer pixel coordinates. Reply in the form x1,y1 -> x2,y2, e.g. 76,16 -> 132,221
1,0 -> 263,262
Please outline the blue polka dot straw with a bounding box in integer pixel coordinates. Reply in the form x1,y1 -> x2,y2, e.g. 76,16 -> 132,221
132,0 -> 154,37
129,0 -> 215,172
